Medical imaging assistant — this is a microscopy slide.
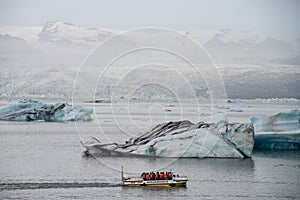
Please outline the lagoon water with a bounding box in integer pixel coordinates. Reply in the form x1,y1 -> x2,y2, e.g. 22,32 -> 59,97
0,102 -> 300,199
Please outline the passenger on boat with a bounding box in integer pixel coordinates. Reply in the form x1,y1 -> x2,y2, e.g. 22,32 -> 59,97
164,172 -> 168,180
155,172 -> 159,180
150,172 -> 155,180
141,172 -> 146,180
159,172 -> 164,180
167,172 -> 172,180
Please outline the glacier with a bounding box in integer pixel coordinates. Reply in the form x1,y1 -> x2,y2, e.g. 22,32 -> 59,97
83,120 -> 254,159
251,109 -> 300,149
0,99 -> 92,122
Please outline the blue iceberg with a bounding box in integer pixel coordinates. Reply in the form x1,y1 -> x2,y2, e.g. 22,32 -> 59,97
0,99 -> 93,122
83,120 -> 254,159
229,108 -> 244,112
251,109 -> 300,149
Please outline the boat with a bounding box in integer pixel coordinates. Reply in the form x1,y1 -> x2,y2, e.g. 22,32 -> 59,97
121,166 -> 188,187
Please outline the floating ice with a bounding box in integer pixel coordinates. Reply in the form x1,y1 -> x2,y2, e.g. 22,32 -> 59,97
0,99 -> 92,122
83,120 -> 254,158
229,108 -> 244,112
251,109 -> 300,149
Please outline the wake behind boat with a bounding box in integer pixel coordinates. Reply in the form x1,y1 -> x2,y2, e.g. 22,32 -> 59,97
121,167 -> 188,187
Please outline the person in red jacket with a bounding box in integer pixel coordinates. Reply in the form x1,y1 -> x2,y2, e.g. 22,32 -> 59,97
159,172 -> 164,180
141,172 -> 146,180
155,172 -> 159,180
150,172 -> 154,180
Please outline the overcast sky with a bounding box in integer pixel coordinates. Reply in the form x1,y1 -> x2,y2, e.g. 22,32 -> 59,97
0,0 -> 299,41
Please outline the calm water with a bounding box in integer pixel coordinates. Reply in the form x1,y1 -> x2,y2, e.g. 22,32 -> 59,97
0,119 -> 300,199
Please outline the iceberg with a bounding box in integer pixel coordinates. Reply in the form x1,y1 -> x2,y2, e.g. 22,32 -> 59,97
83,120 -> 254,158
0,99 -> 92,122
229,108 -> 244,112
251,109 -> 300,149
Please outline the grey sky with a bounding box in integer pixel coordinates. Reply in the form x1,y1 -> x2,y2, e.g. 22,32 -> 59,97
0,0 -> 299,40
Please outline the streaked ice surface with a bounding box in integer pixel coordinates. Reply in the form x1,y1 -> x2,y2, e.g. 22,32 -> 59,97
0,100 -> 92,122
251,109 -> 300,149
84,121 -> 254,158
0,101 -> 299,199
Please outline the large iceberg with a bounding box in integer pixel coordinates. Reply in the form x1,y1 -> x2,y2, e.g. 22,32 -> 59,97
83,120 -> 254,158
251,109 -> 300,149
0,99 -> 92,122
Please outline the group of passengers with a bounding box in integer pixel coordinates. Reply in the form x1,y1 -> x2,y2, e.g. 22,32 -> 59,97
141,171 -> 172,180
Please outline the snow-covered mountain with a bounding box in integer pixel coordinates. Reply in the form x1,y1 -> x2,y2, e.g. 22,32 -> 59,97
0,21 -> 298,63
0,24 -> 41,41
203,29 -> 296,62
38,21 -> 114,47
0,34 -> 37,55
0,21 -> 120,64
0,21 -> 299,100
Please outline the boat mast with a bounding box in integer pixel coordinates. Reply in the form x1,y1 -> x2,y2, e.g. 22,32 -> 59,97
121,166 -> 124,182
